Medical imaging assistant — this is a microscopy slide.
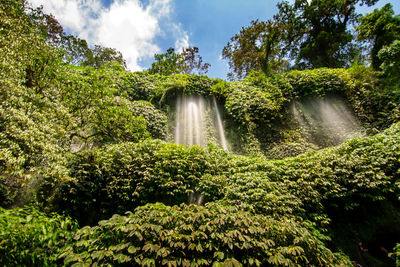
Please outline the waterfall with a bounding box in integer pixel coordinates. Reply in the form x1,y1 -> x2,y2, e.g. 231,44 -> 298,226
174,95 -> 228,149
291,96 -> 363,145
213,97 -> 228,150
174,96 -> 206,146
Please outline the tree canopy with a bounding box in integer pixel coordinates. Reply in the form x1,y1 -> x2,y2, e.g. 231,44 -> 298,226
222,0 -> 382,79
357,3 -> 400,69
222,20 -> 289,80
147,47 -> 210,75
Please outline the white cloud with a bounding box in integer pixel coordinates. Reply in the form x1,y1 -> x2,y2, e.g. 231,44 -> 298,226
28,0 -> 190,71
173,24 -> 189,52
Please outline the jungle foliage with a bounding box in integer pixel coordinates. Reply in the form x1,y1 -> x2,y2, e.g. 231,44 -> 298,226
223,0 -> 400,80
1,0 -> 400,266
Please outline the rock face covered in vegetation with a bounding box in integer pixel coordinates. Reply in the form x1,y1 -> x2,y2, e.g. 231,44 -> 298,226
1,1 -> 400,266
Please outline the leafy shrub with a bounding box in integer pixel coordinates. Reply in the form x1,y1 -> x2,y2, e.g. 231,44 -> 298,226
115,72 -> 219,105
223,171 -> 303,217
98,67 -> 398,155
267,141 -> 319,160
392,243 -> 400,266
130,100 -> 168,139
379,40 -> 400,82
225,82 -> 284,125
0,207 -> 78,266
347,64 -> 400,129
224,122 -> 400,220
60,66 -> 151,148
279,68 -> 350,98
0,175 -> 21,207
60,202 -> 350,266
55,140 -> 229,224
116,71 -> 163,102
0,0 -> 70,176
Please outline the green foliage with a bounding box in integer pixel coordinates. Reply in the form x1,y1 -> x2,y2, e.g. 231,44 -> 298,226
225,75 -> 285,125
357,3 -> 400,69
278,68 -> 350,98
223,0 -> 380,78
0,1 -> 149,207
109,67 -> 399,156
55,140 -> 229,224
59,202 -> 350,266
0,175 -> 21,207
112,71 -> 218,106
147,47 -> 211,76
0,207 -> 78,266
274,0 -> 378,69
0,0 -> 69,176
223,171 -> 303,217
392,243 -> 400,266
211,79 -> 230,96
84,45 -> 127,69
379,40 -> 400,83
1,2 -> 400,266
224,122 -> 400,219
347,64 -> 400,128
180,46 -> 211,75
267,141 -> 319,160
147,47 -> 185,75
58,65 -> 151,148
222,20 -> 289,80
130,101 -> 168,139
4,124 -> 399,265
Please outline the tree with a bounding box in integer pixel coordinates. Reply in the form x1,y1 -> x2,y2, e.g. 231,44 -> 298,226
147,48 -> 185,75
147,47 -> 211,75
27,6 -> 64,46
26,5 -> 127,69
84,45 -> 127,69
222,20 -> 289,80
180,46 -> 210,75
378,40 -> 400,84
357,3 -> 400,69
222,0 -> 378,79
275,0 -> 378,69
60,35 -> 93,66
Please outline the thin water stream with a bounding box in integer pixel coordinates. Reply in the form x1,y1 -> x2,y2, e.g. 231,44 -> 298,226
174,95 -> 228,150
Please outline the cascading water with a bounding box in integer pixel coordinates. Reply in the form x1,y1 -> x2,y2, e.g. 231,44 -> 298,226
174,96 -> 206,146
174,95 -> 228,150
174,95 -> 228,205
212,97 -> 229,150
291,96 -> 363,145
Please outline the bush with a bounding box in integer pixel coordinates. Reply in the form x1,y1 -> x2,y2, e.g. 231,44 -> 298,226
224,121 -> 400,220
59,202 -> 351,266
0,175 -> 21,207
223,171 -> 303,217
347,64 -> 400,129
392,243 -> 400,266
130,100 -> 168,139
55,140 -> 229,224
279,68 -> 350,98
0,207 -> 78,266
267,141 -> 319,160
225,81 -> 285,125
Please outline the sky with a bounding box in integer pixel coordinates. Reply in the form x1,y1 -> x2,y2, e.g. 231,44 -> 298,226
28,0 -> 400,79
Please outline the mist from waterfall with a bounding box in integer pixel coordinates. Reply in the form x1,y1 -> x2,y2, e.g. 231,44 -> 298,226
212,97 -> 229,150
174,95 -> 228,150
291,96 -> 364,145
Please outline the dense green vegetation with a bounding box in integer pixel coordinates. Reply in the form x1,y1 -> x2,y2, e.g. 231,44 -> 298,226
1,0 -> 400,266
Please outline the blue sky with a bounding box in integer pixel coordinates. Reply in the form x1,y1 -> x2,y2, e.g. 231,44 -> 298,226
29,0 -> 399,79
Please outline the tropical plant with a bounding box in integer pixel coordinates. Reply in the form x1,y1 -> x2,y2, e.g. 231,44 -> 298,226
59,203 -> 351,266
0,207 -> 78,266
